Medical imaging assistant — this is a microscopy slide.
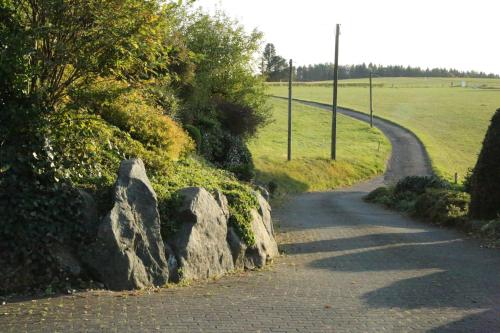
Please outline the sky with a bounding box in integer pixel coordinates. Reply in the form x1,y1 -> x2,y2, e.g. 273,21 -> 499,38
195,0 -> 500,75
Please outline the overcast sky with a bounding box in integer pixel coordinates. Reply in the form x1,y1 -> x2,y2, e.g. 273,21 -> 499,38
195,0 -> 500,74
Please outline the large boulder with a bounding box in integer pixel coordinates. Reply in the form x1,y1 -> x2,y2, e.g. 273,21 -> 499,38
83,159 -> 169,290
167,187 -> 234,281
227,192 -> 279,270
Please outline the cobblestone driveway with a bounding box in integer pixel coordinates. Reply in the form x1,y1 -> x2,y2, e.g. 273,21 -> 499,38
2,182 -> 499,332
1,103 -> 499,332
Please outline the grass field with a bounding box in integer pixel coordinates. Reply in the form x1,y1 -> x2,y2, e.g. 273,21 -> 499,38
248,98 -> 390,200
268,77 -> 500,181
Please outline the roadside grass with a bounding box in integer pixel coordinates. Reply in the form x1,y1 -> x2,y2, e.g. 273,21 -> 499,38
248,98 -> 390,202
268,77 -> 500,181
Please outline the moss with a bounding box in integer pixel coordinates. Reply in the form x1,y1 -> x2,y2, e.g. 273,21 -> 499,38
151,157 -> 259,246
46,107 -> 259,247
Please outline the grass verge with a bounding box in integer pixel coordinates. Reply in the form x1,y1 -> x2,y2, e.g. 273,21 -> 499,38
268,77 -> 500,181
248,98 -> 390,202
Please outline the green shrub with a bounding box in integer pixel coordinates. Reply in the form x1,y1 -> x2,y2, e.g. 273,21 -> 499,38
268,181 -> 278,197
0,169 -> 88,294
152,157 -> 259,246
68,79 -> 194,161
184,124 -> 202,151
394,176 -> 449,198
365,186 -> 394,206
216,100 -> 268,138
197,123 -> 256,181
470,108 -> 500,219
462,168 -> 473,193
480,219 -> 500,239
415,189 -> 470,225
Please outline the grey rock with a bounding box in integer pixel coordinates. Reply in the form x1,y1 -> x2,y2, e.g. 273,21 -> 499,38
215,191 -> 230,218
245,208 -> 279,268
255,185 -> 270,202
83,159 -> 169,290
228,192 -> 278,270
167,187 -> 234,281
227,226 -> 247,270
164,243 -> 179,283
256,191 -> 275,237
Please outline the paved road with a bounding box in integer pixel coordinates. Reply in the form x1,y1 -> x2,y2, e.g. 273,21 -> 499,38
1,101 -> 500,332
292,98 -> 432,183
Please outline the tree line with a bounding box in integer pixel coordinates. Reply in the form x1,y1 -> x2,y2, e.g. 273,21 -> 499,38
261,43 -> 499,81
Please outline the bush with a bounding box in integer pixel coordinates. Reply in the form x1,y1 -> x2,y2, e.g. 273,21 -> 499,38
415,189 -> 470,225
184,124 -> 202,151
268,181 -> 278,197
470,108 -> 500,219
394,175 -> 449,198
216,101 -> 268,138
480,218 -> 500,239
198,122 -> 255,181
0,168 -> 88,294
462,168 -> 473,193
68,79 -> 194,161
365,186 -> 393,205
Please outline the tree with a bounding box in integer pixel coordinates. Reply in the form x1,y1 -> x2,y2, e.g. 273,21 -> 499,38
179,9 -> 268,133
261,43 -> 288,81
470,108 -> 500,219
0,0 -> 177,110
262,43 -> 276,74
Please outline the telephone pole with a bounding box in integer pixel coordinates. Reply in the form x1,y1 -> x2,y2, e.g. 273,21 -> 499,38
331,24 -> 340,160
288,59 -> 293,161
369,71 -> 373,127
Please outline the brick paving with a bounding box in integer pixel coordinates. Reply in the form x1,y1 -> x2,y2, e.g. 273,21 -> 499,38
1,180 -> 499,332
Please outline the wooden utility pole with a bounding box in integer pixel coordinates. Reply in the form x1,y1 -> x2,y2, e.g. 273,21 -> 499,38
288,59 -> 293,161
369,71 -> 373,128
331,24 -> 340,160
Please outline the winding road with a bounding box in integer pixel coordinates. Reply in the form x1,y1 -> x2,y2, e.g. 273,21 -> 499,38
2,101 -> 500,332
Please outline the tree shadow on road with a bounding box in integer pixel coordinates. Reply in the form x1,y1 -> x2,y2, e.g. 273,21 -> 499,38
304,233 -> 500,311
427,309 -> 500,332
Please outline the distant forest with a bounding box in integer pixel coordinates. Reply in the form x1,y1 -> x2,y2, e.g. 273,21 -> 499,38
261,43 -> 499,82
294,63 -> 500,81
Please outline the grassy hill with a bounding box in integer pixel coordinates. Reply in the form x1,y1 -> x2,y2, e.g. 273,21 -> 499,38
268,77 -> 500,181
248,98 -> 390,200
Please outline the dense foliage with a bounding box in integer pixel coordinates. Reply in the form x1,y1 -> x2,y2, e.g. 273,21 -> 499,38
470,109 -> 500,219
176,9 -> 269,177
366,176 -> 469,226
0,0 -> 269,293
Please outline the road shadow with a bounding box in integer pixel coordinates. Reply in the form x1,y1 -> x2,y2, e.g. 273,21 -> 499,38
274,190 -> 432,233
428,308 -> 500,332
305,234 -> 500,311
280,231 -> 445,254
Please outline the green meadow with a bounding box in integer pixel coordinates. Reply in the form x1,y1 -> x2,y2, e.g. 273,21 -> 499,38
248,98 -> 390,200
268,77 -> 500,181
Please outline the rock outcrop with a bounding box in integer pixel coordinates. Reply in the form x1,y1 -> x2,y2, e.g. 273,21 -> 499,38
227,192 -> 279,270
83,159 -> 169,290
166,187 -> 234,281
